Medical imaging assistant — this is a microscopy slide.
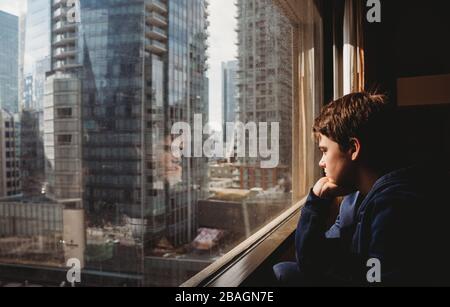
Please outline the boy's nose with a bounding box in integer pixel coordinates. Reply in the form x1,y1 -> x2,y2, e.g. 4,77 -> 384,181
319,159 -> 326,169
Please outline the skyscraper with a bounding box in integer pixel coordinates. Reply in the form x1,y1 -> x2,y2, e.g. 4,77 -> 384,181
236,0 -> 292,188
0,109 -> 21,197
222,60 -> 238,142
23,0 -> 51,112
0,11 -> 19,114
21,0 -> 52,197
18,11 -> 26,114
43,0 -> 209,279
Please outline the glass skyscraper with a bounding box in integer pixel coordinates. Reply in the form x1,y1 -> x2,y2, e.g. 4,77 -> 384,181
0,0 -> 209,287
24,0 -> 51,112
21,0 -> 52,197
44,0 -> 209,284
0,11 -> 19,114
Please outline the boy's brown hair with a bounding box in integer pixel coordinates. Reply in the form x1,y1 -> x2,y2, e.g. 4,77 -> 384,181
313,92 -> 399,170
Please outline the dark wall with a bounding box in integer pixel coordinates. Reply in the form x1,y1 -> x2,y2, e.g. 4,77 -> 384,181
365,0 -> 450,93
364,0 -> 450,169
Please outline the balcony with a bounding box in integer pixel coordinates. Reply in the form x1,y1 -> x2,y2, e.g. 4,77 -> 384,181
146,0 -> 168,15
145,26 -> 167,41
53,8 -> 67,20
145,38 -> 167,55
52,33 -> 77,47
54,59 -> 81,71
52,0 -> 66,7
53,47 -> 78,60
146,12 -> 167,28
53,21 -> 77,34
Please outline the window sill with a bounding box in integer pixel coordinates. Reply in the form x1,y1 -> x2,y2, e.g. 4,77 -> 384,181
181,196 -> 307,287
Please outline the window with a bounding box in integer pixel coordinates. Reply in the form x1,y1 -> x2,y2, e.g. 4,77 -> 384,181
57,135 -> 72,145
56,108 -> 73,118
0,0 -> 322,288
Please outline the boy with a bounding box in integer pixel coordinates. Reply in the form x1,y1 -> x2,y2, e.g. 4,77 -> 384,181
274,92 -> 448,286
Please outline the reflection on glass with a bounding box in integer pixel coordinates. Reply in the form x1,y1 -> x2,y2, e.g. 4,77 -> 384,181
0,0 -> 294,287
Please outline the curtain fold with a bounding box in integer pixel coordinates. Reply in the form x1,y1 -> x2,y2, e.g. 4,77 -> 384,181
342,0 -> 365,95
274,0 -> 324,201
274,0 -> 365,201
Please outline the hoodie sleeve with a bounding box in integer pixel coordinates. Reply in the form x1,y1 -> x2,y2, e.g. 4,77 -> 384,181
295,191 -> 362,284
295,190 -> 337,280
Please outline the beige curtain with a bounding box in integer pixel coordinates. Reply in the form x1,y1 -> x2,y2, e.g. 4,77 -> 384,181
342,0 -> 365,95
274,0 -> 365,201
274,0 -> 324,202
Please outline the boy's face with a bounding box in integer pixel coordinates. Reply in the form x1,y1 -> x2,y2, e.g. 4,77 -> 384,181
318,134 -> 355,188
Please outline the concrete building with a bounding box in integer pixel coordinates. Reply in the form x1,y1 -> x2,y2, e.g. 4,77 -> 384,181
235,0 -> 293,171
0,110 -> 21,198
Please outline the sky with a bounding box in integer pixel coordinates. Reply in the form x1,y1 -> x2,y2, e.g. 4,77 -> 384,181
207,0 -> 237,130
0,0 -> 236,130
0,0 -> 26,16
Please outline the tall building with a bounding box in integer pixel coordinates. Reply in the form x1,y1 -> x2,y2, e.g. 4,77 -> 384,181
222,60 -> 238,142
20,0 -> 52,198
0,11 -> 19,114
20,109 -> 44,195
236,0 -> 292,183
45,0 -> 82,204
42,0 -> 209,279
164,0 -> 209,247
0,109 -> 21,198
18,12 -> 26,114
23,0 -> 52,112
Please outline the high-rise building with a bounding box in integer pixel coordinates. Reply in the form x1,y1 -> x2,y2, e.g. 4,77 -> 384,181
20,109 -> 44,195
42,0 -> 209,279
164,0 -> 209,247
18,11 -> 26,114
23,0 -> 52,112
0,109 -> 21,197
0,11 -> 19,114
45,0 -> 82,205
222,60 -> 238,142
0,0 -> 209,286
235,0 -> 292,188
20,0 -> 52,198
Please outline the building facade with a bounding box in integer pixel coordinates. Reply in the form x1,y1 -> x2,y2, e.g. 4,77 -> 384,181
20,0 -> 53,198
0,109 -> 21,198
0,11 -> 19,114
42,0 -> 209,280
222,60 -> 238,142
235,0 -> 292,185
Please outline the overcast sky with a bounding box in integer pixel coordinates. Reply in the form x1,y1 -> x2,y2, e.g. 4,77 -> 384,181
0,0 -> 236,130
207,0 -> 238,130
0,0 -> 25,16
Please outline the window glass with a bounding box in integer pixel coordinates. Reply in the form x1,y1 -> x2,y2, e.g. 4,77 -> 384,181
0,0 -> 317,287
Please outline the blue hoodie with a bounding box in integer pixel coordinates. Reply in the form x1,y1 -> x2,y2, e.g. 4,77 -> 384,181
295,166 -> 449,286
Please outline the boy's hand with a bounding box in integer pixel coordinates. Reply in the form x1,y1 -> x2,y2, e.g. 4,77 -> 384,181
312,177 -> 354,199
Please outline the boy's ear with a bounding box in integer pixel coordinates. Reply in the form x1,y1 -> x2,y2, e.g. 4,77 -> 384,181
348,138 -> 361,161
